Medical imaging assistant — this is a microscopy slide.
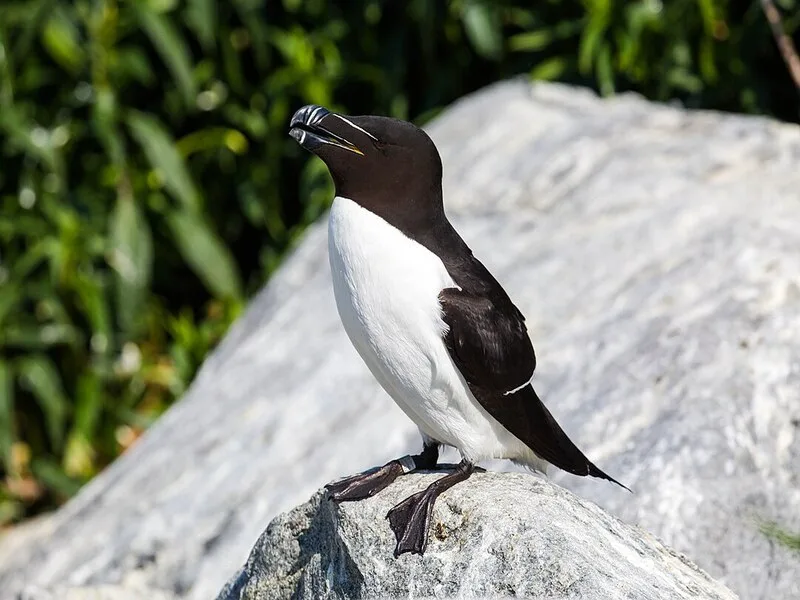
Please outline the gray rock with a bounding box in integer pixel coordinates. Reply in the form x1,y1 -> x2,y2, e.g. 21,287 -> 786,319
217,472 -> 736,600
16,587 -> 175,600
17,574 -> 178,600
1,80 -> 799,600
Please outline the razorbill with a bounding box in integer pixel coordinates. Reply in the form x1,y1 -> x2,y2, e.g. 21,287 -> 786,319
289,104 -> 628,557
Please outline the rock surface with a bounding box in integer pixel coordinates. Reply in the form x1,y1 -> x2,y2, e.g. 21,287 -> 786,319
216,472 -> 737,600
15,586 -> 176,600
1,80 -> 799,600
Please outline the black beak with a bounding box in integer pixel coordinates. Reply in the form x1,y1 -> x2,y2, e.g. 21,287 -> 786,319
289,105 -> 364,155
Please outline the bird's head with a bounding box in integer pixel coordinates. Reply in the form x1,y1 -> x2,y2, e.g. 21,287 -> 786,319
289,105 -> 444,228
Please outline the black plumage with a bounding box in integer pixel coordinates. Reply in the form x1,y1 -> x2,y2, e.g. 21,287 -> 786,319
429,226 -> 628,489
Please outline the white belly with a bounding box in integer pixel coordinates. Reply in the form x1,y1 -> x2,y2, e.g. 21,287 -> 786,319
327,196 -> 541,466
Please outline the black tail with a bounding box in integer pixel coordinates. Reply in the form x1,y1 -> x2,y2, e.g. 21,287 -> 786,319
476,384 -> 631,492
526,385 -> 631,491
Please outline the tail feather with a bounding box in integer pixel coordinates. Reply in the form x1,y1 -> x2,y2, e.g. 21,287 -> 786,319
475,384 -> 631,491
587,463 -> 631,492
525,385 -> 631,491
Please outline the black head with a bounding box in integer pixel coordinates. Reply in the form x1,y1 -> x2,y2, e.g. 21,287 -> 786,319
289,105 -> 445,234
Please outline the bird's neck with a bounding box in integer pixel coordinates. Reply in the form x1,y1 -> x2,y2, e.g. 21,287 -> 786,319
336,181 -> 445,241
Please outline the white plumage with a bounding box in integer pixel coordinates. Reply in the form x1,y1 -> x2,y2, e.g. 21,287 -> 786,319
328,196 -> 546,470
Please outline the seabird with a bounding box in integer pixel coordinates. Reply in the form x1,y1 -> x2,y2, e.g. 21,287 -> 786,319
289,104 -> 628,557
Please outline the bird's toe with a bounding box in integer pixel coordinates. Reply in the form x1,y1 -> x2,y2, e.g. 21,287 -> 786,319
386,490 -> 432,557
326,461 -> 405,502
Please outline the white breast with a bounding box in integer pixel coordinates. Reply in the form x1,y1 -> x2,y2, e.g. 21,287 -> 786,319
327,196 -> 541,466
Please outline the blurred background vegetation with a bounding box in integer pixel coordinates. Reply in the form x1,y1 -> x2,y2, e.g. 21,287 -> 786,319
0,0 -> 798,526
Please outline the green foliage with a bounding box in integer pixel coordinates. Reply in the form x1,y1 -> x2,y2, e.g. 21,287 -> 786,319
0,0 -> 797,525
760,521 -> 800,552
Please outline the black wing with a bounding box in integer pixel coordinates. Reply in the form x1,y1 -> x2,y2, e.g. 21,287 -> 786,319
439,286 -> 628,489
437,288 -> 535,393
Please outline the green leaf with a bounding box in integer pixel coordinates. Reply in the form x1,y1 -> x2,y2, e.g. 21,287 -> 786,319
509,30 -> 554,52
17,355 -> 69,450
220,25 -> 245,94
133,4 -> 197,108
108,196 -> 153,335
41,9 -> 85,74
667,67 -> 703,94
186,0 -> 217,50
30,457 -> 81,497
1,322 -> 80,350
0,107 -> 57,170
596,42 -> 615,96
116,46 -> 156,85
619,6 -> 645,72
127,111 -> 202,211
176,127 -> 249,156
531,57 -> 568,81
73,373 -> 103,438
0,500 -> 23,527
0,28 -> 12,106
166,209 -> 242,299
9,0 -> 51,59
461,0 -> 503,60
760,521 -> 800,552
12,240 -> 52,279
93,88 -> 126,168
63,373 -> 102,477
579,0 -> 611,74
696,0 -> 716,35
73,274 -> 112,352
699,35 -> 717,83
0,360 -> 14,472
0,284 -> 19,327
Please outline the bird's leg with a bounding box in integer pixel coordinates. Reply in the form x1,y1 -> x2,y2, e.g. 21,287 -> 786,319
386,459 -> 474,557
326,443 -> 439,502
